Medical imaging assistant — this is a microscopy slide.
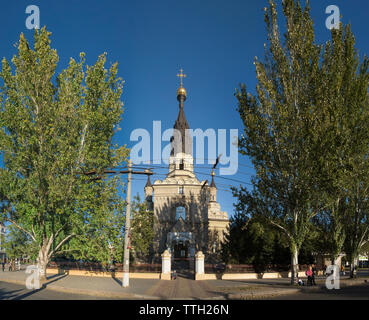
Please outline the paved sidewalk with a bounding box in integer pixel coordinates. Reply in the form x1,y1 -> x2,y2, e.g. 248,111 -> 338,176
1,269 -> 367,300
0,270 -> 299,300
0,270 -> 161,299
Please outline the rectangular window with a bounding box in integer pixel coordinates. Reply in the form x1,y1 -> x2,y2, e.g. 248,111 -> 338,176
179,186 -> 184,194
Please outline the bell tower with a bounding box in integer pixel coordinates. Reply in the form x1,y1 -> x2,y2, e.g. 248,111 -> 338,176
169,68 -> 194,174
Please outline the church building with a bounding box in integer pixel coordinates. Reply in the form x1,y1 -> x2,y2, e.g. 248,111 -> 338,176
144,70 -> 229,262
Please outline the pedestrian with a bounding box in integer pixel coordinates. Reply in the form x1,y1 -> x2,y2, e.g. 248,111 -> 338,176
306,265 -> 313,286
8,261 -> 12,272
1,261 -> 5,272
171,270 -> 177,280
311,263 -> 317,286
341,264 -> 345,276
298,277 -> 305,286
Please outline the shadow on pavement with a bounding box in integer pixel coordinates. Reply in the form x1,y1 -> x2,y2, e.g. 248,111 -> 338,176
112,275 -> 122,286
10,273 -> 68,300
0,286 -> 24,300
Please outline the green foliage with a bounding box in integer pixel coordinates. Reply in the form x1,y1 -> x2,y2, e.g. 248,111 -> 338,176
51,194 -> 155,266
235,0 -> 369,277
3,224 -> 38,260
0,28 -> 128,271
222,200 -> 290,270
62,185 -> 126,266
236,0 -> 323,267
131,194 -> 155,259
314,22 -> 369,265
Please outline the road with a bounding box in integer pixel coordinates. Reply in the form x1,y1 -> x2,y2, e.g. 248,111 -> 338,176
0,281 -> 118,300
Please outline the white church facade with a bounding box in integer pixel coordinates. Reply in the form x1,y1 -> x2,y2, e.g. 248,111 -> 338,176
144,70 -> 229,263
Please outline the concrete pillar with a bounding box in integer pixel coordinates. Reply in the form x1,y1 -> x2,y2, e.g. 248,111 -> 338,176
195,251 -> 205,280
161,250 -> 171,280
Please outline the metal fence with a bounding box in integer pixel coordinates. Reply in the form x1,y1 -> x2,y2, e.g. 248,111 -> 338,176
48,261 -> 161,273
205,264 -> 309,274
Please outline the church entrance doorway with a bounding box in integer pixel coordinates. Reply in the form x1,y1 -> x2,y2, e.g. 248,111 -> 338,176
167,232 -> 195,276
173,241 -> 188,259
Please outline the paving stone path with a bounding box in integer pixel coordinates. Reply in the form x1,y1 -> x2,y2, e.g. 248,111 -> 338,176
145,271 -> 218,299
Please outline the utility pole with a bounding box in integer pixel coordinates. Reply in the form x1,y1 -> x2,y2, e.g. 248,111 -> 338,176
122,160 -> 132,288
82,162 -> 153,288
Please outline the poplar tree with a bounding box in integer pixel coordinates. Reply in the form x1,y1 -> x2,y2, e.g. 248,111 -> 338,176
236,0 -> 323,284
0,28 -> 127,280
317,24 -> 369,269
236,0 -> 369,282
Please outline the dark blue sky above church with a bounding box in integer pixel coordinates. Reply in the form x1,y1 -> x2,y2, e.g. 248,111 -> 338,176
1,0 -> 369,215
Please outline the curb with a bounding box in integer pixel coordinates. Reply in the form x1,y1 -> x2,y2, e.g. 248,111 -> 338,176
227,288 -> 301,300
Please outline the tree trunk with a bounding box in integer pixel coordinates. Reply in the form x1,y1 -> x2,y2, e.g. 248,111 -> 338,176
36,244 -> 50,282
290,246 -> 299,284
349,258 -> 357,279
331,254 -> 341,266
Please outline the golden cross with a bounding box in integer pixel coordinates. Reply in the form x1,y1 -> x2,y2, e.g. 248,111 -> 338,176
177,68 -> 186,87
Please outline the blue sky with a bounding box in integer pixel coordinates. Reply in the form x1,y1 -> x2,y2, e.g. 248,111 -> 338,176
1,0 -> 369,217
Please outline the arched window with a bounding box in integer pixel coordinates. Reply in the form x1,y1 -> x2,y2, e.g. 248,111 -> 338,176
176,206 -> 186,220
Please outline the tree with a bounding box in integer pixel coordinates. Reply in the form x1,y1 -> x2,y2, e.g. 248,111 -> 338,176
3,224 -> 37,261
314,23 -> 369,268
0,28 -> 128,280
64,188 -> 126,268
343,164 -> 369,277
235,0 -> 323,284
360,242 -> 369,266
221,190 -> 252,264
130,194 -> 155,262
47,193 -> 155,268
235,0 -> 369,284
222,190 -> 292,269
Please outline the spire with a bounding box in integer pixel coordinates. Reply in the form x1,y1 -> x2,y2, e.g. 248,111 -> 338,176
210,170 -> 217,189
145,174 -> 152,188
176,68 -> 187,102
172,68 -> 192,156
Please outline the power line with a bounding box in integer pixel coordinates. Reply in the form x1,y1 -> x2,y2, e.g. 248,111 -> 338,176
113,158 -> 256,188
129,164 -> 254,187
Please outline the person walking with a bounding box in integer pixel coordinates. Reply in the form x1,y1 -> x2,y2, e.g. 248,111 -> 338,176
311,264 -> 317,286
306,265 -> 313,286
1,261 -> 5,272
8,260 -> 12,272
